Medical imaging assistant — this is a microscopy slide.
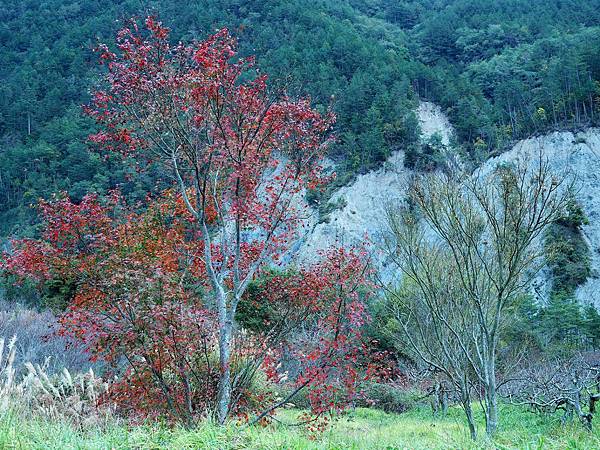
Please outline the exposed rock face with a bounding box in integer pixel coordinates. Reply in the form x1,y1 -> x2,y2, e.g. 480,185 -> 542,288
416,101 -> 453,146
295,150 -> 407,264
294,102 -> 452,271
294,102 -> 600,306
483,130 -> 600,307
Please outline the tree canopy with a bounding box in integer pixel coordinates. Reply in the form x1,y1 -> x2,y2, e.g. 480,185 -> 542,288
3,0 -> 600,236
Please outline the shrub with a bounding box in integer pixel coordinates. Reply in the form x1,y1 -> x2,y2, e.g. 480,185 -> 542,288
357,382 -> 421,414
544,196 -> 591,298
403,134 -> 447,172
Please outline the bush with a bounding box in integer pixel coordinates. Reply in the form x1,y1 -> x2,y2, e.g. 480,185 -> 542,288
318,197 -> 348,224
403,134 -> 447,172
0,301 -> 91,375
358,382 -> 421,414
544,197 -> 591,299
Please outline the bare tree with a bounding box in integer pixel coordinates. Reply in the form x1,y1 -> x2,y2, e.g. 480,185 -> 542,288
384,156 -> 571,436
383,245 -> 481,439
502,352 -> 600,430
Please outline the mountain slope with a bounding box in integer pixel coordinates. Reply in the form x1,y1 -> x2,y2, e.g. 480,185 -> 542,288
295,102 -> 600,306
3,0 -> 600,238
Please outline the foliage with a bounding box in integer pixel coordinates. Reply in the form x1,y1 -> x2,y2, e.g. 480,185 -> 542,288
0,0 -> 421,237
504,294 -> 600,358
402,0 -> 600,157
81,15 -> 378,426
503,197 -> 596,357
545,197 -> 591,299
403,133 -> 447,172
2,189 -> 373,426
3,191 -> 220,424
235,271 -> 283,335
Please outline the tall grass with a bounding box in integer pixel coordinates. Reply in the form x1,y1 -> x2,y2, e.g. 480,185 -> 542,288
0,333 -> 598,449
0,336 -> 112,429
1,405 -> 599,449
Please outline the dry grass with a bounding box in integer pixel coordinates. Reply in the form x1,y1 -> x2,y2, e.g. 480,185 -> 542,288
0,336 -> 113,428
0,300 -> 93,374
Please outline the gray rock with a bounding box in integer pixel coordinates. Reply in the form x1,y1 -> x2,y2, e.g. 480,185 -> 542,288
291,103 -> 600,307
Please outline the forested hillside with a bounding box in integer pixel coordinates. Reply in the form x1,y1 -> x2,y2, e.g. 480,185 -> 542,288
2,0 -> 600,237
3,2 -> 600,445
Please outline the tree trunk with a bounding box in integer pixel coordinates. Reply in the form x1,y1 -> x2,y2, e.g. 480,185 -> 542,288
484,356 -> 498,436
458,377 -> 477,441
464,399 -> 477,441
217,315 -> 233,424
440,385 -> 449,415
431,384 -> 440,416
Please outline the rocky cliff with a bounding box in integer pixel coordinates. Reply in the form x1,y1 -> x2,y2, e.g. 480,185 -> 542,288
294,102 -> 600,306
486,130 -> 600,306
295,102 -> 451,266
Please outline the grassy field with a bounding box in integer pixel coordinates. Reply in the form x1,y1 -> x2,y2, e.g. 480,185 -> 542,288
1,405 -> 599,449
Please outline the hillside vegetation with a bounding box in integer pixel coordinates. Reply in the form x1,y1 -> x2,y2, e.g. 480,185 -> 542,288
3,0 -> 600,236
2,2 -> 600,448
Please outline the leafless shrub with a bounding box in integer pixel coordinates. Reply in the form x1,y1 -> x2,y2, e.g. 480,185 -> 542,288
501,352 -> 600,430
0,301 -> 93,375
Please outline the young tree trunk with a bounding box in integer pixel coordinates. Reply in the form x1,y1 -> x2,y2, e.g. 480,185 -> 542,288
215,284 -> 234,425
217,317 -> 233,424
458,377 -> 477,441
440,385 -> 449,415
484,355 -> 498,436
463,398 -> 477,441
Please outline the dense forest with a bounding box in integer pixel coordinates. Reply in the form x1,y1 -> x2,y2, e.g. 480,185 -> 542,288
3,0 -> 600,237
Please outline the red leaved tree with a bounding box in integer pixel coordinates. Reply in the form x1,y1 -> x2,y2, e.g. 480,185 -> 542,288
2,17 -> 377,426
254,246 -> 374,427
3,191 -> 220,426
3,190 -> 373,427
83,16 -> 339,423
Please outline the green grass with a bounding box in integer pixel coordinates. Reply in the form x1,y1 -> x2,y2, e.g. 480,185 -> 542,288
1,405 -> 599,449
